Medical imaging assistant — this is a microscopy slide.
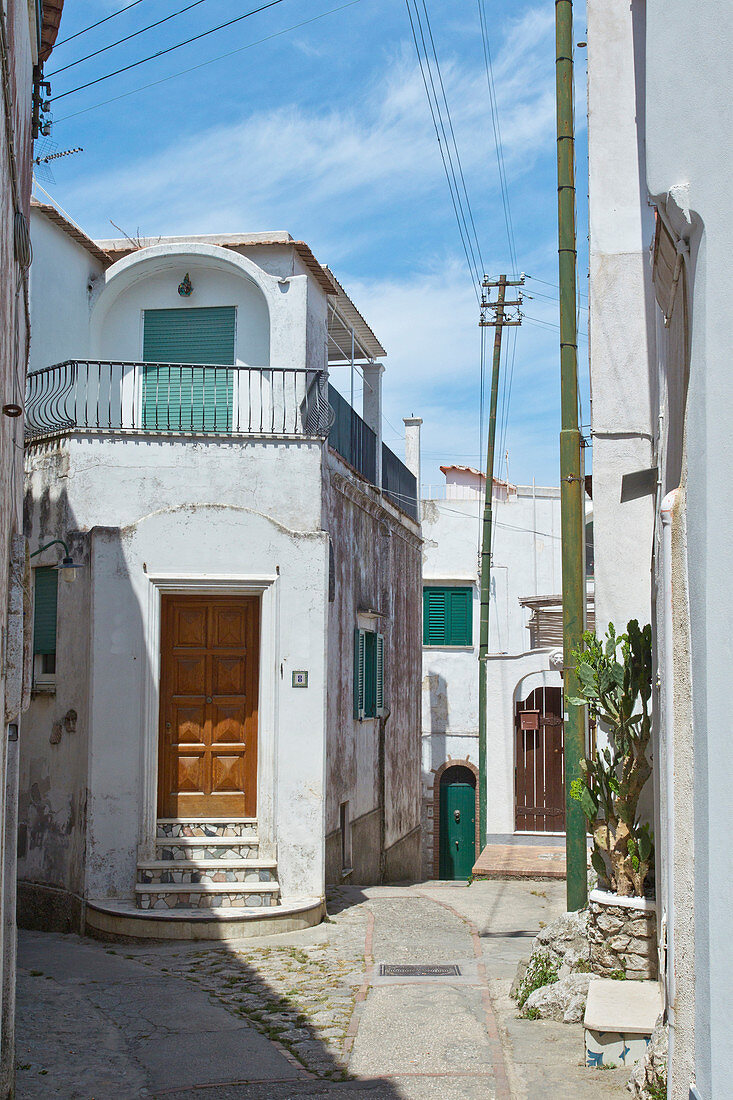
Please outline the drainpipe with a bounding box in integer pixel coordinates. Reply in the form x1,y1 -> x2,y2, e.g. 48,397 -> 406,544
660,488 -> 679,1074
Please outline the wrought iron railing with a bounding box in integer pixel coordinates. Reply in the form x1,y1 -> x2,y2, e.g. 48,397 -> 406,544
24,360 -> 332,440
382,441 -> 419,521
327,384 -> 377,484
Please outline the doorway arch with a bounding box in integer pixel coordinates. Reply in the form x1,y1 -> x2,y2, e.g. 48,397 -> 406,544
433,761 -> 478,880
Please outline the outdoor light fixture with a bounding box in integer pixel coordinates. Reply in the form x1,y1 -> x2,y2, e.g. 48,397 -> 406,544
30,539 -> 83,583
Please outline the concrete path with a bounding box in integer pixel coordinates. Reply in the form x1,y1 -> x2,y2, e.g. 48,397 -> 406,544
16,881 -> 629,1099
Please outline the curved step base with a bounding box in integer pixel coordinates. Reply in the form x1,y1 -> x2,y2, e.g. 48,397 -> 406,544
85,895 -> 325,942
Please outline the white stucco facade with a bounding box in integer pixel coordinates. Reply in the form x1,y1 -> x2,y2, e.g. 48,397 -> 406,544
420,467 -> 564,875
19,206 -> 422,933
587,3 -> 733,1096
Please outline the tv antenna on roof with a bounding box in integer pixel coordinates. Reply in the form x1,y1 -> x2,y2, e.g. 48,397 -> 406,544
32,140 -> 83,185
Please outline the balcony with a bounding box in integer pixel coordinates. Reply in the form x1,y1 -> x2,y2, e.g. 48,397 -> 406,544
25,361 -> 418,522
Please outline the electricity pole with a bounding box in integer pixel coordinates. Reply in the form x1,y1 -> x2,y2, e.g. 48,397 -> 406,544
555,0 -> 587,910
478,275 -> 523,851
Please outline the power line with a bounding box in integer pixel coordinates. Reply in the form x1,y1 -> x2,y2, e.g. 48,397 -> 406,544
52,0 -> 291,102
54,0 -> 146,49
526,272 -> 588,302
49,0 -> 214,77
55,0 -> 365,125
405,0 -> 482,299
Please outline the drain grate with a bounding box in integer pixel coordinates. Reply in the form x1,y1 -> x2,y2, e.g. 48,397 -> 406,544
378,963 -> 461,977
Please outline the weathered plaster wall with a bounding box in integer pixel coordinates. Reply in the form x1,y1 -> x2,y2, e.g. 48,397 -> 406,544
324,455 -> 422,885
21,435 -> 329,904
645,3 -> 733,1095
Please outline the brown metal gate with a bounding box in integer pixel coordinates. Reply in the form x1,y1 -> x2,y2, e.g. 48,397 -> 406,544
515,686 -> 565,832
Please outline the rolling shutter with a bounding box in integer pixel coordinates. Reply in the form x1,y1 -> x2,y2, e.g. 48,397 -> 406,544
423,587 -> 473,646
142,307 -> 235,430
33,567 -> 58,655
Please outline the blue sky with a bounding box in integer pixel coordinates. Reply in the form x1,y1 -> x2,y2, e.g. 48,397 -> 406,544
40,0 -> 589,489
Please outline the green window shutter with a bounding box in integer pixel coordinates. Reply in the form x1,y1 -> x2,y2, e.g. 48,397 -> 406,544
364,631 -> 377,719
354,628 -> 366,720
447,588 -> 472,646
375,633 -> 385,716
423,588 -> 446,645
142,307 -> 235,430
423,587 -> 473,646
33,567 -> 58,655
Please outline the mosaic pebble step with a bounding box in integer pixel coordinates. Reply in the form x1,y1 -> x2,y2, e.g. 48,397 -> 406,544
155,839 -> 260,861
137,859 -> 278,885
135,882 -> 280,910
156,819 -> 257,840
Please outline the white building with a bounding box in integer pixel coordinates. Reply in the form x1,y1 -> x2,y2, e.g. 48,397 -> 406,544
587,2 -> 732,1096
18,202 -> 422,940
419,464 -> 590,878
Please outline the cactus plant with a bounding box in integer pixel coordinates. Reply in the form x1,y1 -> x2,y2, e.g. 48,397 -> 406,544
568,620 -> 654,897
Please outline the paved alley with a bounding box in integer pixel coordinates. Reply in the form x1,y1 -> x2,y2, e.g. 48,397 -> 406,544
16,881 -> 629,1099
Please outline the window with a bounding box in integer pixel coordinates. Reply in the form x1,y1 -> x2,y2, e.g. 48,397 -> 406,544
354,628 -> 385,720
33,567 -> 58,680
423,586 -> 473,647
142,306 -> 236,430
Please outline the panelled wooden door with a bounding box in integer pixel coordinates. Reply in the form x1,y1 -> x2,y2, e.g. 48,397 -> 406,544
158,596 -> 259,818
515,686 -> 565,832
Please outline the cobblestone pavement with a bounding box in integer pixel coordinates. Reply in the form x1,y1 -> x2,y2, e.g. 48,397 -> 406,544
16,881 -> 631,1098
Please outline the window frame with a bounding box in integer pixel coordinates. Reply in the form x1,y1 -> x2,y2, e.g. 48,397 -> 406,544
32,566 -> 58,685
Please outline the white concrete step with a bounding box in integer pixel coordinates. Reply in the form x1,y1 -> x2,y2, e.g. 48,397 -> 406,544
584,977 -> 663,1070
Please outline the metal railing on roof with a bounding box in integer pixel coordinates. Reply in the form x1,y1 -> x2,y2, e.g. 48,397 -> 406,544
24,360 -> 332,440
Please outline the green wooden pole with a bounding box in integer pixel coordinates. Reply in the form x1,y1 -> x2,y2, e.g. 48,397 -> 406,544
555,0 -> 587,911
478,276 -> 506,852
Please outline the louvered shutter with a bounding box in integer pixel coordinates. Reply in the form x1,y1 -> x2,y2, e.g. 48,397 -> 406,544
447,588 -> 472,646
33,567 -> 58,655
354,628 -> 366,720
142,307 -> 235,430
423,588 -> 447,645
375,633 -> 385,716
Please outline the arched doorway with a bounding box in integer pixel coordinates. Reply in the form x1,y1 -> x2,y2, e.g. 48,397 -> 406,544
438,765 -> 477,879
515,686 -> 565,832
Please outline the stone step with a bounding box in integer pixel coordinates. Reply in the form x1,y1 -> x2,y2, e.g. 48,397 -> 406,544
155,837 -> 260,861
156,819 -> 257,840
135,881 -> 280,911
137,859 -> 277,885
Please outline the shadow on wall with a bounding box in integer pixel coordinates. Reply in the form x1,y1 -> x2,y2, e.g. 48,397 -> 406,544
18,470 -> 148,933
426,671 -> 449,736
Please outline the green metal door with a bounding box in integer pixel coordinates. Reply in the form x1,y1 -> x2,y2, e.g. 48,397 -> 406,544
439,781 -> 475,880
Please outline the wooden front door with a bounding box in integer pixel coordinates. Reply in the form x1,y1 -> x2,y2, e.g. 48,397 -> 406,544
515,686 -> 565,832
439,778 -> 476,880
158,596 -> 259,818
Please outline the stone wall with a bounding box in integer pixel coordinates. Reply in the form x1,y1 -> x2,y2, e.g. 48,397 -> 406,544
588,891 -> 657,980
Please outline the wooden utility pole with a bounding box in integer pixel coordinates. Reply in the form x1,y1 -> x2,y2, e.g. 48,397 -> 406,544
555,0 -> 587,910
478,275 -> 523,850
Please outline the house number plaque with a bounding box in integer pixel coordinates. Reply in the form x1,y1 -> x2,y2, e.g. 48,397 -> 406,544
292,671 -> 309,688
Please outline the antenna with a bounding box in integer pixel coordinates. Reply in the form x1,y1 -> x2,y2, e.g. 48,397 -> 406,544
32,141 -> 83,185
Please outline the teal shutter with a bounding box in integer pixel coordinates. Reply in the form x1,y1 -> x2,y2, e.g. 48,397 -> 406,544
375,633 -> 385,716
423,588 -> 446,645
447,588 -> 472,646
33,567 -> 58,655
364,631 -> 377,718
142,307 -> 235,430
354,628 -> 365,720
423,587 -> 472,646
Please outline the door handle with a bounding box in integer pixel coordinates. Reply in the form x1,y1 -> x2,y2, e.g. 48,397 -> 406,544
455,840 -> 459,849
454,809 -> 461,823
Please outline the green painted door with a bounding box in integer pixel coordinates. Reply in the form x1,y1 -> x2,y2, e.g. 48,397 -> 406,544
439,781 -> 475,880
142,307 -> 235,430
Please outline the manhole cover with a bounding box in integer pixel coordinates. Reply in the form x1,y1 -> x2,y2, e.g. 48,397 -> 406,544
378,963 -> 461,977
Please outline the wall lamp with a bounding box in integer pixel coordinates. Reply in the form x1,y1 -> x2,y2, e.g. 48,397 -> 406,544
30,539 -> 82,583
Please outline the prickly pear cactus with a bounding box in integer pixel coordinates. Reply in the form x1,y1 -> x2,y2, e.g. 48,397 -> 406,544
568,620 -> 654,897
